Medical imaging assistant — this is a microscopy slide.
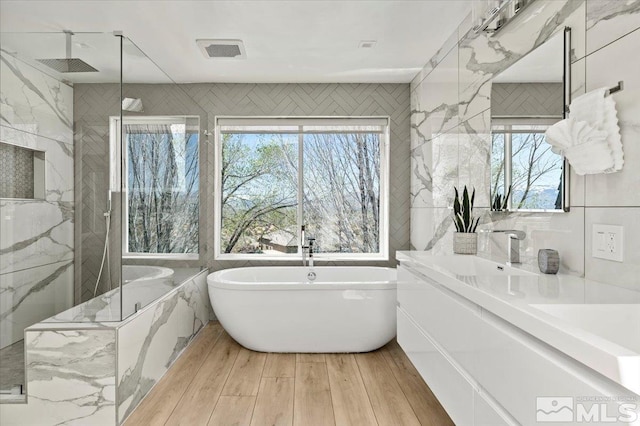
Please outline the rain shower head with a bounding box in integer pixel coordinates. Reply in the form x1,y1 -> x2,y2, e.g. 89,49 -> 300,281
37,31 -> 99,73
37,58 -> 98,73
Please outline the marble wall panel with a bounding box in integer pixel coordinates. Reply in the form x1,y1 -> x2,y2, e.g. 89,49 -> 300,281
411,47 -> 459,144
583,29 -> 640,207
457,111 -> 492,208
117,271 -> 209,423
1,329 -> 118,426
586,0 -> 640,55
410,0 -> 639,288
0,200 -> 74,275
0,53 -> 73,145
0,260 -> 73,348
411,207 -> 458,253
0,49 -> 74,393
457,1 -> 585,124
1,125 -> 73,202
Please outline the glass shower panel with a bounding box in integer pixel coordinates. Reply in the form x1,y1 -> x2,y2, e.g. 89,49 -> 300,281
0,31 -> 123,398
119,38 -> 207,320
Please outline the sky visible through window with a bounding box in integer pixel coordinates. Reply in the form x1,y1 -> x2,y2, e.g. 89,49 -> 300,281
220,130 -> 381,256
492,128 -> 563,210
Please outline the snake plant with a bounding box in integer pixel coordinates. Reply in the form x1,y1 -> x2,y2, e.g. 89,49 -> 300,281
453,186 -> 480,233
491,185 -> 512,212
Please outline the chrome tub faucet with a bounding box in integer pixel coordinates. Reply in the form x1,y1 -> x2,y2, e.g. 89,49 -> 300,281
302,237 -> 315,268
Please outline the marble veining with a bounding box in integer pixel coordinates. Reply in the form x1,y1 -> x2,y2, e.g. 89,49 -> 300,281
0,270 -> 207,425
0,200 -> 74,275
0,52 -> 73,145
0,45 -> 75,370
0,260 -> 73,349
46,268 -> 197,323
24,329 -> 116,426
586,0 -> 640,55
1,125 -> 74,203
410,0 -> 589,261
457,0 -> 584,123
117,272 -> 209,422
457,111 -> 491,208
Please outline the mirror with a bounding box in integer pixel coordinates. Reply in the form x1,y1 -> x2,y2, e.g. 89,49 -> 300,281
490,28 -> 570,212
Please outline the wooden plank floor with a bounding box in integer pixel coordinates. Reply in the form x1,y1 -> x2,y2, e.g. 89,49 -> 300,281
124,322 -> 453,426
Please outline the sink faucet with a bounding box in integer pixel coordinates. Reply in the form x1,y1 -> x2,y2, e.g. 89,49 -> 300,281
483,230 -> 526,264
302,237 -> 315,268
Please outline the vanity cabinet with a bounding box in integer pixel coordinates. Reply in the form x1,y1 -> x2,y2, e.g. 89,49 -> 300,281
397,264 -> 639,426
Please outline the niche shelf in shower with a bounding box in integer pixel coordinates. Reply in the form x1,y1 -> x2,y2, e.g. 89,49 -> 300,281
0,142 -> 45,200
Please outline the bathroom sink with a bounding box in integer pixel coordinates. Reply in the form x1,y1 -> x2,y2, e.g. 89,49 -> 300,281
529,304 -> 640,353
427,255 -> 537,277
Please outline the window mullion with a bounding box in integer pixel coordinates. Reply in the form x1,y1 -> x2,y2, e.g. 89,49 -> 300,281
505,126 -> 513,210
297,126 -> 304,254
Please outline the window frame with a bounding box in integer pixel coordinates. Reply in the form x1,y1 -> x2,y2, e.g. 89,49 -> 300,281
491,119 -> 565,213
110,115 -> 201,260
213,116 -> 390,261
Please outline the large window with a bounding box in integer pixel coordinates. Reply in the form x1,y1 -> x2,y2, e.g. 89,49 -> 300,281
113,116 -> 200,257
215,117 -> 389,260
491,123 -> 564,211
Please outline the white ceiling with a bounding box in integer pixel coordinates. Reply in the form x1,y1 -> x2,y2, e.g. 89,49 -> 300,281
0,0 -> 472,84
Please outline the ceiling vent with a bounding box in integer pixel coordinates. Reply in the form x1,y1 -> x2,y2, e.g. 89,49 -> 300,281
197,39 -> 246,59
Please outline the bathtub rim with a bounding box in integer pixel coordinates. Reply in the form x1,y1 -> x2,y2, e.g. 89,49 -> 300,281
207,266 -> 397,291
39,268 -> 204,325
122,264 -> 174,283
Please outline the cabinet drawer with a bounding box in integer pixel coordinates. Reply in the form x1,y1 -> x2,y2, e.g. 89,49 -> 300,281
397,306 -> 474,426
477,310 -> 640,425
398,265 -> 481,377
474,390 -> 514,426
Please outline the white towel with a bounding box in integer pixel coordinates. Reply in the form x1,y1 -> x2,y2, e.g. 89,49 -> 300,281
564,140 -> 615,175
544,118 -> 612,175
568,87 -> 624,173
570,88 -> 608,127
545,119 -> 574,156
602,96 -> 624,171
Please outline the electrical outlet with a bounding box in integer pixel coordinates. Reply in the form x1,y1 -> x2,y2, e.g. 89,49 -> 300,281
592,224 -> 624,262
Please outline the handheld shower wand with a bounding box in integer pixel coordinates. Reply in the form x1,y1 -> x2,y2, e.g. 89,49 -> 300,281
93,191 -> 112,297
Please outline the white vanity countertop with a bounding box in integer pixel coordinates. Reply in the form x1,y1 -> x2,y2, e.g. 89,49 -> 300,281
396,251 -> 640,396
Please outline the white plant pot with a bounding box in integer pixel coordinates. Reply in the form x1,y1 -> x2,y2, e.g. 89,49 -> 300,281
453,232 -> 478,255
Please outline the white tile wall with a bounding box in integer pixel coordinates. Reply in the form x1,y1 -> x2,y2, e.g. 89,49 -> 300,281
584,29 -> 640,207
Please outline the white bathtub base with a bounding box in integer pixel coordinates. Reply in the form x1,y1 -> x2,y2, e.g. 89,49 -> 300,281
214,288 -> 396,353
208,266 -> 397,353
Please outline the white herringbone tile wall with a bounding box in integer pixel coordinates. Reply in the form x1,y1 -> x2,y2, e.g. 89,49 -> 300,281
75,83 -> 410,301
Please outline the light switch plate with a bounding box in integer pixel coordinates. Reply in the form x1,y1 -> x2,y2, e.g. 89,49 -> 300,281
592,224 -> 624,262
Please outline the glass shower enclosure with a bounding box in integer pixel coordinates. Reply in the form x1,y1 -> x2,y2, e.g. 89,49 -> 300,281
0,31 -> 204,400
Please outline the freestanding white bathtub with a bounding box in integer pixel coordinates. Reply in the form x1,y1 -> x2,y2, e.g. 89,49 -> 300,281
207,266 -> 397,353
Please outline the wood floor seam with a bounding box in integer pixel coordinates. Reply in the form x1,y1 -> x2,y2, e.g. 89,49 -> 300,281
380,347 -> 423,425
125,323 -> 453,426
335,353 -> 379,426
353,353 -> 382,426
